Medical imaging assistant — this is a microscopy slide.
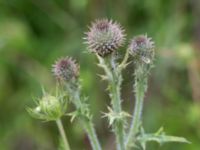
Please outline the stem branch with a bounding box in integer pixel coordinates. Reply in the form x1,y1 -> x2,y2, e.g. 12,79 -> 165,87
66,83 -> 102,150
125,66 -> 147,149
97,55 -> 125,150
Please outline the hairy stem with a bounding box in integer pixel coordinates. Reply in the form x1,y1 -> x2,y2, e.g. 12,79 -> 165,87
125,65 -> 148,149
111,73 -> 125,150
56,119 -> 71,150
97,55 -> 125,150
65,83 -> 102,150
83,119 -> 102,150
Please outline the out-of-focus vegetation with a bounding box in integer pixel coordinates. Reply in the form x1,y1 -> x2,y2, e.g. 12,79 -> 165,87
0,0 -> 200,149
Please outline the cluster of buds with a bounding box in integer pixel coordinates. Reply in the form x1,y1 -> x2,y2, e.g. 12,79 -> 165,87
51,57 -> 101,150
84,19 -> 158,150
28,18 -> 189,150
28,57 -> 79,121
85,19 -> 154,66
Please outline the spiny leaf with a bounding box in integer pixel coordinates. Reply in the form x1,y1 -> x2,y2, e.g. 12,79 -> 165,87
102,106 -> 131,126
139,134 -> 190,144
137,127 -> 190,150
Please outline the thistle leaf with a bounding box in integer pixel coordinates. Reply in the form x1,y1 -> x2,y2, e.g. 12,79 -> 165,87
102,106 -> 130,127
137,127 -> 190,150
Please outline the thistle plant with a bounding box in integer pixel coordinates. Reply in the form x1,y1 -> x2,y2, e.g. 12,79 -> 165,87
27,87 -> 71,150
125,35 -> 155,148
52,57 -> 101,150
28,18 -> 189,150
85,19 -> 127,150
84,19 -> 189,150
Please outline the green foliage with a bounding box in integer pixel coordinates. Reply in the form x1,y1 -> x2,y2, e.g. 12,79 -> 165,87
0,0 -> 199,149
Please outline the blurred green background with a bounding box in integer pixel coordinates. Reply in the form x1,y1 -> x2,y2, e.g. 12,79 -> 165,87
0,0 -> 200,149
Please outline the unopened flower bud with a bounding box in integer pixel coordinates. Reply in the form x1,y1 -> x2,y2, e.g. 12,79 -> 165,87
28,93 -> 66,121
128,35 -> 154,64
85,19 -> 125,57
52,57 -> 79,81
39,95 -> 61,116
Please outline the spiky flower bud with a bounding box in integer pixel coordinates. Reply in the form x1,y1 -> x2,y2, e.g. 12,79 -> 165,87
85,19 -> 125,57
28,92 -> 68,121
39,95 -> 60,114
52,57 -> 79,82
128,35 -> 154,64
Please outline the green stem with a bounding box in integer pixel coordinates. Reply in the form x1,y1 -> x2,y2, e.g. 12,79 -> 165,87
66,83 -> 102,150
83,120 -> 102,150
125,67 -> 147,149
76,96 -> 101,150
97,55 -> 125,150
110,72 -> 125,150
56,119 -> 71,150
115,119 -> 125,150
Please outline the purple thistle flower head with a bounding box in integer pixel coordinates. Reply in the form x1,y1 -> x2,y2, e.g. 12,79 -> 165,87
85,19 -> 125,57
128,35 -> 154,64
52,57 -> 79,81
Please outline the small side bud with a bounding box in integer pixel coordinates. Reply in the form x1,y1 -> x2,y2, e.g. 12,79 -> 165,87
39,95 -> 61,117
52,57 -> 79,82
85,19 -> 125,57
28,90 -> 68,121
128,35 -> 154,64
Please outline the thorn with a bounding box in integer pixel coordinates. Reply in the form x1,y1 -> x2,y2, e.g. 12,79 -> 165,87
97,74 -> 108,80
